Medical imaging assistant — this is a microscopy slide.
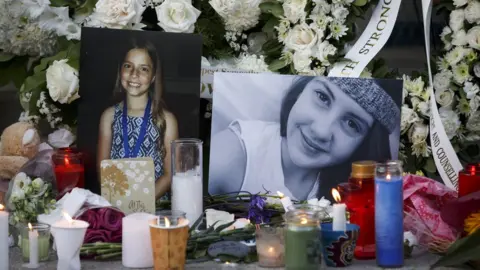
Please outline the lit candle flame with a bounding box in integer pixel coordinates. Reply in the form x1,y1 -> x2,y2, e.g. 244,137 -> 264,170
0,204 -> 4,211
28,223 -> 33,231
164,217 -> 171,228
63,211 -> 74,224
331,188 -> 341,203
268,247 -> 274,253
300,218 -> 308,225
64,157 -> 70,166
276,191 -> 284,198
386,174 -> 391,181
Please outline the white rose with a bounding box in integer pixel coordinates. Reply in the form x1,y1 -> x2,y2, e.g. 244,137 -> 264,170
452,29 -> 467,46
449,9 -> 464,32
283,0 -> 307,23
433,71 -> 452,92
284,23 -> 318,51
408,122 -> 429,144
467,26 -> 480,50
293,50 -> 312,73
436,89 -> 455,108
86,0 -> 145,29
464,1 -> 480,24
464,82 -> 480,99
155,0 -> 200,33
439,107 -> 461,139
467,111 -> 480,131
313,40 -> 336,62
46,59 -> 80,104
48,128 -> 76,148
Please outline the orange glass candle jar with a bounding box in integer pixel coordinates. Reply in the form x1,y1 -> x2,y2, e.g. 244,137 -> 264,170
52,148 -> 85,197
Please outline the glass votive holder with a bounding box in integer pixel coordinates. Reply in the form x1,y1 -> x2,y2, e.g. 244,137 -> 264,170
256,226 -> 285,268
20,223 -> 51,262
156,210 -> 187,226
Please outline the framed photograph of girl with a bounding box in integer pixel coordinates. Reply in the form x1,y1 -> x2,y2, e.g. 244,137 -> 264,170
208,73 -> 403,201
77,27 -> 202,200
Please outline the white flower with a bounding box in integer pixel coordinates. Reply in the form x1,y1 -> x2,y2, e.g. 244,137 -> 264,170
464,1 -> 480,24
360,68 -> 372,78
439,107 -> 461,139
418,101 -> 430,117
293,50 -> 312,73
412,141 -> 431,157
317,196 -> 331,208
309,13 -> 332,31
275,18 -> 291,43
467,26 -> 480,50
469,96 -> 480,113
404,231 -> 418,246
312,0 -> 331,14
46,59 -> 80,104
408,122 -> 429,144
209,0 -> 261,32
449,9 -> 464,32
283,0 -> 307,24
284,23 -> 319,51
446,46 -> 467,66
452,29 -> 467,46
155,0 -> 200,33
440,27 -> 453,50
331,4 -> 349,22
313,40 -> 337,63
474,63 -> 480,78
11,189 -> 25,201
48,128 -> 75,148
401,105 -> 420,132
452,62 -> 472,84
464,82 -> 480,99
433,71 -> 452,92
467,111 -> 480,131
436,89 -> 455,108
453,0 -> 468,7
86,0 -> 146,29
403,76 -> 425,98
235,53 -> 270,72
328,20 -> 348,40
32,178 -> 44,190
437,57 -> 450,72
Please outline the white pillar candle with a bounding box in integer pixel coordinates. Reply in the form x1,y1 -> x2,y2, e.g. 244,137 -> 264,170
122,213 -> 156,268
28,223 -> 39,267
171,173 -> 203,224
277,191 -> 293,212
0,204 -> 8,270
331,189 -> 347,231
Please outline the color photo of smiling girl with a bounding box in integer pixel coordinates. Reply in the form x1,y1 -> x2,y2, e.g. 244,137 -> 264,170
208,74 -> 402,201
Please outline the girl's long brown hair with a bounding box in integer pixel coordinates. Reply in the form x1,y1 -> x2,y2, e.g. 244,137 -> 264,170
112,38 -> 167,159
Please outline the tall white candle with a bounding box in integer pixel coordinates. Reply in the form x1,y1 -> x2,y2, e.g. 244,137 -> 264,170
28,223 -> 39,267
277,191 -> 293,212
122,213 -> 156,268
0,204 -> 8,270
331,189 -> 347,231
171,173 -> 203,224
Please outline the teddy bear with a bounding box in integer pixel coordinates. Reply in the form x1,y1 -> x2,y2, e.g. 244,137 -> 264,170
0,122 -> 41,204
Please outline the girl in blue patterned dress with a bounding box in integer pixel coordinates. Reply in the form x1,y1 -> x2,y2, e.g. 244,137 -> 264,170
97,38 -> 178,200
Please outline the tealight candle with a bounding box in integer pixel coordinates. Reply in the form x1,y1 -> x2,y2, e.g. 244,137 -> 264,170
331,188 -> 347,231
256,226 -> 284,267
51,212 -> 89,270
0,204 -> 8,270
277,191 -> 293,212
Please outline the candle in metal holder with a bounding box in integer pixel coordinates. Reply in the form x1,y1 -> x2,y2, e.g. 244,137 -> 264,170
375,161 -> 404,268
256,226 -> 284,267
284,205 -> 325,270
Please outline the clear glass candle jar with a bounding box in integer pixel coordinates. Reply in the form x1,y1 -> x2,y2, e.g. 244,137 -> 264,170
20,223 -> 51,262
156,210 -> 187,226
256,226 -> 285,268
284,206 -> 325,270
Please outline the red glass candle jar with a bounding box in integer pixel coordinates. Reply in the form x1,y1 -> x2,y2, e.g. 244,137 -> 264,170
52,148 -> 85,197
458,164 -> 480,198
346,161 -> 376,260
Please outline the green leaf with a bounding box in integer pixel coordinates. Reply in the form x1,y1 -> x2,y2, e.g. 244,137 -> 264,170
49,0 -> 69,6
268,59 -> 288,71
22,71 -> 47,93
75,0 -> 98,16
353,0 -> 368,6
259,1 -> 284,18
431,229 -> 480,268
214,220 -> 236,232
194,248 -> 207,259
0,52 -> 15,62
424,157 -> 437,173
262,16 -> 279,35
33,50 -> 68,74
262,39 -> 283,55
189,213 -> 204,233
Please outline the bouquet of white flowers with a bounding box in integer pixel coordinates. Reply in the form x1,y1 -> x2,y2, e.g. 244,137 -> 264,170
5,150 -> 57,226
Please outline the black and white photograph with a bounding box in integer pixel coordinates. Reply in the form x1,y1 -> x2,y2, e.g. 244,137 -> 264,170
77,27 -> 202,199
208,73 -> 403,201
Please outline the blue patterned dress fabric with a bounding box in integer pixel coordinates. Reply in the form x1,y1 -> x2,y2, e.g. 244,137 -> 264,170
110,103 -> 168,200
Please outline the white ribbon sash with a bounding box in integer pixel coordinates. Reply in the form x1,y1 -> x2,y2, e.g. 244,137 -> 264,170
327,0 -> 402,77
421,0 -> 462,190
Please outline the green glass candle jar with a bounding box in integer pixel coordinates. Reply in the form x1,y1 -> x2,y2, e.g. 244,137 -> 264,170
284,205 -> 326,270
20,223 -> 51,262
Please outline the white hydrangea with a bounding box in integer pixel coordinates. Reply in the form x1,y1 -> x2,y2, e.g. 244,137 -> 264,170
433,70 -> 453,92
209,0 -> 261,32
464,1 -> 480,24
235,53 -> 270,72
449,9 -> 465,32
